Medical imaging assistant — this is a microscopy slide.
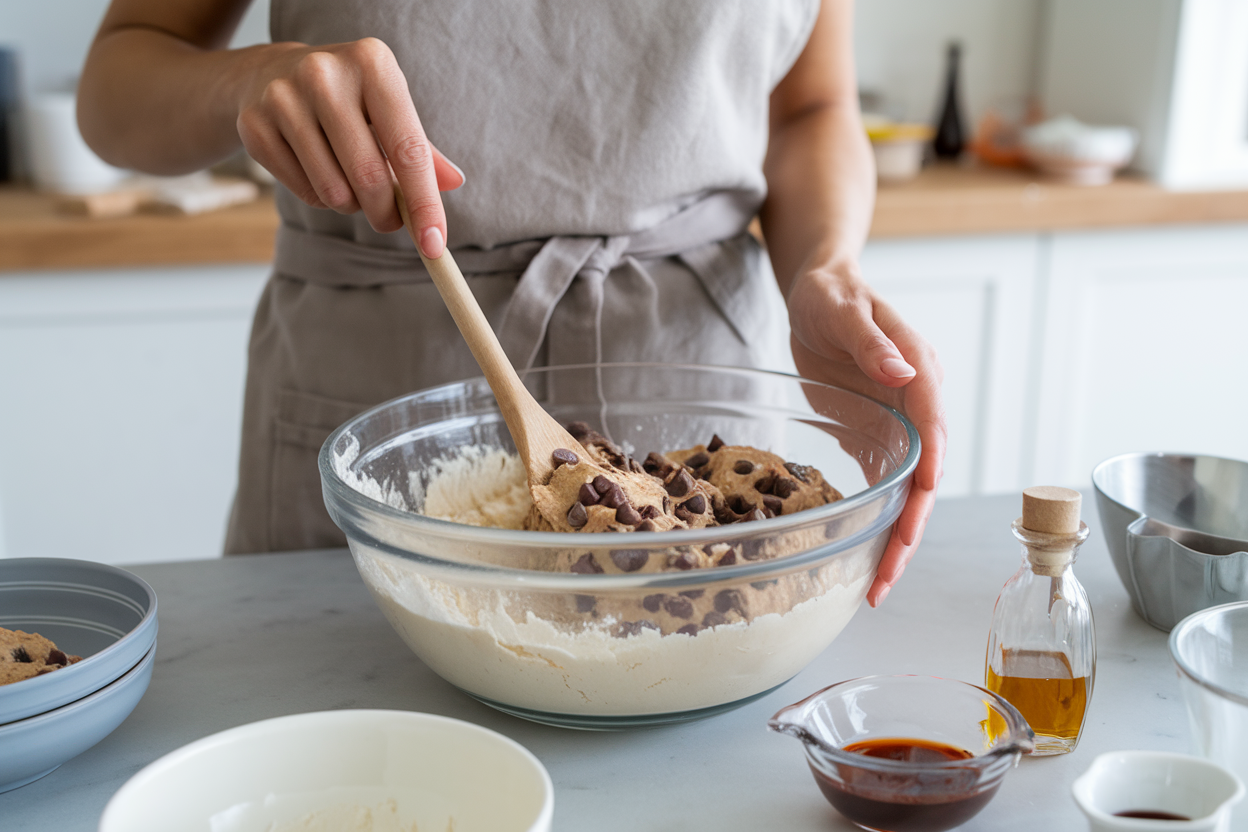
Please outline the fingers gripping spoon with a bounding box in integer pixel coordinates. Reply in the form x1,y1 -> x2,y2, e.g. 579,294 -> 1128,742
394,186 -> 587,490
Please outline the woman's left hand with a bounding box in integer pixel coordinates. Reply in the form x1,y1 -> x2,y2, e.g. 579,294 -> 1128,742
786,260 -> 947,608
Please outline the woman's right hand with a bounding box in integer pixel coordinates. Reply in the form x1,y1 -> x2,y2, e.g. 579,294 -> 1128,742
236,38 -> 464,256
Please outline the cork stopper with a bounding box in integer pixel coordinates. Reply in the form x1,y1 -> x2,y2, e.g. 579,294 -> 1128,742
1021,486 -> 1082,533
1017,486 -> 1087,576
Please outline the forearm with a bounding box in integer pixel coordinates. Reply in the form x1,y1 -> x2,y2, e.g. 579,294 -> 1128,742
759,100 -> 875,297
79,26 -> 287,174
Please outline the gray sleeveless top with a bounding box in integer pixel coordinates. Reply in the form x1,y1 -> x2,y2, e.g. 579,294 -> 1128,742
224,0 -> 817,553
270,0 -> 819,250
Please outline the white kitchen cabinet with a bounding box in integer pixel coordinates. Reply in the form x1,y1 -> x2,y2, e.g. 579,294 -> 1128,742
1031,223 -> 1248,487
0,266 -> 268,565
862,234 -> 1041,497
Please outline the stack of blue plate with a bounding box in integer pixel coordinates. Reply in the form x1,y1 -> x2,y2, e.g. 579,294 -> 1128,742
0,558 -> 157,793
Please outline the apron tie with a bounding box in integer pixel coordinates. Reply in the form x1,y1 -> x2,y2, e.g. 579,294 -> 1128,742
272,189 -> 762,372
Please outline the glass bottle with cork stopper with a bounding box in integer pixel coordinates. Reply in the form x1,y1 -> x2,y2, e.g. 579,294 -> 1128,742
985,486 -> 1094,756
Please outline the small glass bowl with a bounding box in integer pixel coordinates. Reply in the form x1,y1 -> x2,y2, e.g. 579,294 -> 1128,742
769,675 -> 1034,832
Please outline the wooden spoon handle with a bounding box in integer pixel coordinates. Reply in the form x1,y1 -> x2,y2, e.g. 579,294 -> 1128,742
393,185 -> 574,485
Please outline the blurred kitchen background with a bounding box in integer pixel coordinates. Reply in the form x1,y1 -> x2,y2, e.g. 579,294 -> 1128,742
1,0 -> 1246,565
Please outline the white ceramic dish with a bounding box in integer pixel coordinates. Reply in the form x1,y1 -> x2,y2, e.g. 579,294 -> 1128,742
1072,750 -> 1244,831
1021,115 -> 1138,185
99,710 -> 554,832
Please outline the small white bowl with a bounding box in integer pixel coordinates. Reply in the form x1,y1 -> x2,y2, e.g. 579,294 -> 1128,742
1021,115 -> 1138,185
99,710 -> 553,832
1072,751 -> 1244,832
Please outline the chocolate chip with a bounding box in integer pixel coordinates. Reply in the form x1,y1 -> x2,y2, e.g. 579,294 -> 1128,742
707,434 -> 725,452
567,501 -> 589,528
575,594 -> 597,612
552,448 -> 579,468
637,519 -> 657,532
773,477 -> 798,499
694,467 -> 711,480
674,504 -> 694,524
702,611 -> 729,628
683,493 -> 706,514
601,484 -> 627,509
671,551 -> 699,570
593,475 -> 613,495
663,596 -> 695,619
712,497 -> 738,524
642,594 -> 665,612
639,504 -> 660,520
571,553 -> 604,574
762,507 -> 777,519
579,482 -> 600,505
742,538 -> 766,560
733,459 -> 755,475
566,421 -> 592,440
753,473 -> 776,494
665,469 -> 694,497
715,589 -> 747,615
677,623 -> 701,636
643,452 -> 674,478
784,461 -> 812,483
727,495 -> 754,515
762,494 -> 784,515
614,620 -> 659,638
11,646 -> 31,663
742,508 -> 767,523
684,452 -> 709,469
616,503 -> 642,526
717,549 -> 737,566
46,649 -> 67,666
611,549 -> 649,572
680,589 -> 706,598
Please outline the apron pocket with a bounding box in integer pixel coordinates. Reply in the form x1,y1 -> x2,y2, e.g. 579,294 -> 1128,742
269,388 -> 374,551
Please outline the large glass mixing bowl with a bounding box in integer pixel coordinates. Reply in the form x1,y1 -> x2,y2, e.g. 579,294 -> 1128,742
319,363 -> 919,729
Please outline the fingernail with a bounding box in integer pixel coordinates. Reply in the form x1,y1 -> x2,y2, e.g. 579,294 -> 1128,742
420,226 -> 444,258
881,357 -> 916,379
876,584 -> 892,604
446,159 -> 466,182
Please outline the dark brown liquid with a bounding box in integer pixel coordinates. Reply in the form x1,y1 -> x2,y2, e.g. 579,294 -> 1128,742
810,738 -> 998,832
1113,810 -> 1191,821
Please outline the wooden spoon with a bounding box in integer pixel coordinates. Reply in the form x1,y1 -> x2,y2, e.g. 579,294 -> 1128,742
393,185 -> 586,488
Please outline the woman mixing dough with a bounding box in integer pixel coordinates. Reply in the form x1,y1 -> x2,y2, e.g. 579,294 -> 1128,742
78,0 -> 946,607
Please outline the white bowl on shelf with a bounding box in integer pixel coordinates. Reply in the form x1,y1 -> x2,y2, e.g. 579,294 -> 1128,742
1021,115 -> 1138,185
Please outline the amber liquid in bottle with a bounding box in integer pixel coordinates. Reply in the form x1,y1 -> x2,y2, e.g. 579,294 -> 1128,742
985,649 -> 1089,740
985,487 -> 1095,756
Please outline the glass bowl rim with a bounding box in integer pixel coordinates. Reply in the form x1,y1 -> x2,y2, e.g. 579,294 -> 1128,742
771,674 -> 1035,774
318,362 -> 920,586
1170,601 -> 1248,708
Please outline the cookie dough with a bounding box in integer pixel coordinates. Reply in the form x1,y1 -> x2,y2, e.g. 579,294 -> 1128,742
524,423 -> 839,539
0,627 -> 82,686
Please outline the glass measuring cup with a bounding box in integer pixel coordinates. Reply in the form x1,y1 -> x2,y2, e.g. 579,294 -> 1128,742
769,675 -> 1034,832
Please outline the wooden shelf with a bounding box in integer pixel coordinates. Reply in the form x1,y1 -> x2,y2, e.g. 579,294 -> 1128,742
870,163 -> 1248,238
3,165 -> 1247,272
0,186 -> 279,272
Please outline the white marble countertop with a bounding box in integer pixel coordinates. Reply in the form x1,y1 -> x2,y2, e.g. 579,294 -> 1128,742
0,493 -> 1189,830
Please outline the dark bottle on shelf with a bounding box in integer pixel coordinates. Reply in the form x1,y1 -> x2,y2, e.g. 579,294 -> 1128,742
932,42 -> 965,159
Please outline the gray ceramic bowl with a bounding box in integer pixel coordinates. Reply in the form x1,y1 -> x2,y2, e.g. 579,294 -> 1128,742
1093,452 -> 1248,631
0,558 -> 157,724
0,641 -> 155,793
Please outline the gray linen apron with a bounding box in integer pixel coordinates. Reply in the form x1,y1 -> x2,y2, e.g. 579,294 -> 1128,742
224,0 -> 819,554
